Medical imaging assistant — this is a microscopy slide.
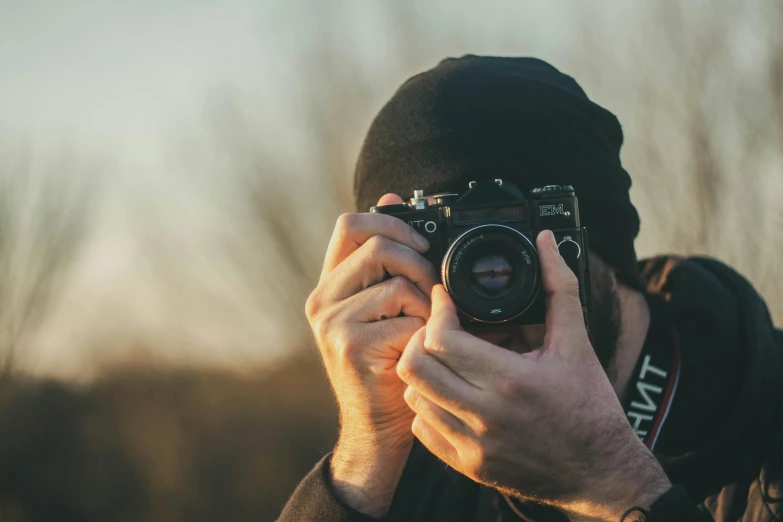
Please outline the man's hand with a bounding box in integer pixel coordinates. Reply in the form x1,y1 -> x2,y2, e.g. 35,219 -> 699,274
305,194 -> 438,516
397,230 -> 671,521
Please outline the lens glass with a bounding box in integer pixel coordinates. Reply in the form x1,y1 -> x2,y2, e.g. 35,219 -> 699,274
471,254 -> 513,295
442,224 -> 540,323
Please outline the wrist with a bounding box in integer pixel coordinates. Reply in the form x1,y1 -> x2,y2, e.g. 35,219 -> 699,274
329,434 -> 413,517
602,468 -> 671,521
332,433 -> 413,479
565,439 -> 672,521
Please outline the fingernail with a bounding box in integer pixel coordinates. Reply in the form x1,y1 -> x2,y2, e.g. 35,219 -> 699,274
544,230 -> 556,253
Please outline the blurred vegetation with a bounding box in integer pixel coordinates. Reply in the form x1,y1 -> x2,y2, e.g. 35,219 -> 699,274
0,144 -> 96,372
0,352 -> 336,522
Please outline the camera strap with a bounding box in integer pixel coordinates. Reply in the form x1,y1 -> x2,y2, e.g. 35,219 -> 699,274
622,295 -> 681,451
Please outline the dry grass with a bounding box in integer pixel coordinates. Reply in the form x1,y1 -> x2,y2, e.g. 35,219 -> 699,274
0,351 -> 336,522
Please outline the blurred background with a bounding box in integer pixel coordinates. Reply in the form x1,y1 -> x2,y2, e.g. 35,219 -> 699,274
1,0 -> 782,520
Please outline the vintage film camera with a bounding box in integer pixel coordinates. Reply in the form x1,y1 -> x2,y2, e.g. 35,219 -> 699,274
371,180 -> 591,325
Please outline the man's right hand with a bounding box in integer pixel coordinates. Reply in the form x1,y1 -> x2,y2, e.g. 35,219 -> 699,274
305,194 -> 438,516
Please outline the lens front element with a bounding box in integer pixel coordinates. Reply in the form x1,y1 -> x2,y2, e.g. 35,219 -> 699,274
442,225 -> 540,323
471,254 -> 514,295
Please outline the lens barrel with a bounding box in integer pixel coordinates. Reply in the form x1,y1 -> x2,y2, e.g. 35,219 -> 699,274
442,225 -> 540,323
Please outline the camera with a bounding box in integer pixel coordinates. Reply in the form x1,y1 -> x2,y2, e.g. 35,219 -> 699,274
370,180 -> 591,325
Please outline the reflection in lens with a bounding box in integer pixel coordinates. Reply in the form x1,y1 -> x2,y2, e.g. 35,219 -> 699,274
471,254 -> 514,295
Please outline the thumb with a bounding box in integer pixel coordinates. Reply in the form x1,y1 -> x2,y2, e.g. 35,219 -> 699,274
427,285 -> 461,334
536,230 -> 588,349
377,193 -> 404,206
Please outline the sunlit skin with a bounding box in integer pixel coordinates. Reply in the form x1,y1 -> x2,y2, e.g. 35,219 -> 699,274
306,192 -> 668,522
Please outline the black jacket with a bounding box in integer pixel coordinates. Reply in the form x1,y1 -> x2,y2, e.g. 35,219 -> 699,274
279,257 -> 783,521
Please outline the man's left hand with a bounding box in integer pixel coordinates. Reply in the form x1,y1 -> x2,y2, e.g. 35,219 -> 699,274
397,230 -> 671,521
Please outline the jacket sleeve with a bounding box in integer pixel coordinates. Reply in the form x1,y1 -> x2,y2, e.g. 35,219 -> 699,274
647,485 -> 712,522
277,454 -> 385,522
277,441 -> 481,522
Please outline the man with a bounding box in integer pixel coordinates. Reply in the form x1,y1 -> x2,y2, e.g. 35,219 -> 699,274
279,56 -> 783,521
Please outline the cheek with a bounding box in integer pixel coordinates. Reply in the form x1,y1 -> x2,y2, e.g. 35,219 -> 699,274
499,325 -> 546,354
519,324 -> 546,349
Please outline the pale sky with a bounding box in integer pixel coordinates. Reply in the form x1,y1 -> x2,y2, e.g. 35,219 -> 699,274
0,0 -> 586,378
2,0 -> 779,378
0,1 -> 586,157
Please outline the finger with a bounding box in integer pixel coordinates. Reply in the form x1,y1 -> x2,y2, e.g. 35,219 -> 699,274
411,415 -> 460,467
322,235 -> 438,302
320,316 -> 425,374
339,276 -> 431,323
321,211 -> 429,280
536,230 -> 587,346
377,193 -> 405,206
423,286 -> 521,386
404,386 -> 468,440
427,285 -> 461,333
397,329 -> 482,419
364,316 -> 426,371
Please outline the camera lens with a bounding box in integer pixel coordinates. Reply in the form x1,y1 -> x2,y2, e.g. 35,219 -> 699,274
442,225 -> 540,323
471,254 -> 513,295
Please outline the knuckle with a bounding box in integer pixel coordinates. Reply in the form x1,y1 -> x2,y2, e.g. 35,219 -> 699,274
495,374 -> 524,398
304,289 -> 321,320
468,414 -> 490,437
561,273 -> 580,298
404,388 -> 420,410
332,329 -> 361,362
310,310 -> 335,345
423,330 -> 447,355
364,234 -> 391,256
396,354 -> 413,381
470,445 -> 489,475
335,212 -> 359,235
310,316 -> 326,341
396,350 -> 421,382
388,275 -> 414,295
411,415 -> 425,437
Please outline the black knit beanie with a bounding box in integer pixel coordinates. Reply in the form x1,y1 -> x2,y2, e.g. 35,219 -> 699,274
353,55 -> 644,291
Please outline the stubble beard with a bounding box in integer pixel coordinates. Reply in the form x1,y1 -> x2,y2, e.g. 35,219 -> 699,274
587,261 -> 623,371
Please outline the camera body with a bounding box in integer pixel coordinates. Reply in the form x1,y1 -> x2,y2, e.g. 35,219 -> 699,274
370,180 -> 591,325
